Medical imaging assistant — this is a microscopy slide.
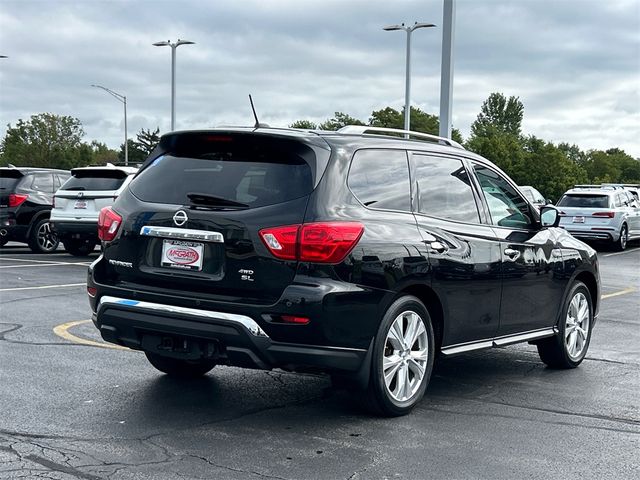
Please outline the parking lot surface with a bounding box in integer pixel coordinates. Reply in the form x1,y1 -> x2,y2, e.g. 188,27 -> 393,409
0,242 -> 638,479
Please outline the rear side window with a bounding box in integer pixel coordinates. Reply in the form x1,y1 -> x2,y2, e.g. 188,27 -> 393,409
557,195 -> 610,208
130,137 -> 315,208
411,154 -> 480,223
348,149 -> 411,211
61,170 -> 128,191
31,173 -> 54,193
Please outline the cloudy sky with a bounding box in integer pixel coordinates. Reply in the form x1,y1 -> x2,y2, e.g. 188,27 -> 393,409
1,0 -> 639,157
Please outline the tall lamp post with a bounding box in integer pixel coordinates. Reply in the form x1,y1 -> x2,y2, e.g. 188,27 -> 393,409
383,22 -> 436,133
152,39 -> 195,131
91,84 -> 128,165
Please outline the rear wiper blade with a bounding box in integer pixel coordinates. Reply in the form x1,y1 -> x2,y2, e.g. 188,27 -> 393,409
186,193 -> 249,209
65,187 -> 86,191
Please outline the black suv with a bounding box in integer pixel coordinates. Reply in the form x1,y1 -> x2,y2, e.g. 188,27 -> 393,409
0,166 -> 70,252
88,127 -> 600,416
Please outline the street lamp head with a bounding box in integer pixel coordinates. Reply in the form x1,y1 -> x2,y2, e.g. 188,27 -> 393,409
153,41 -> 171,47
413,22 -> 436,30
383,24 -> 404,31
175,39 -> 195,47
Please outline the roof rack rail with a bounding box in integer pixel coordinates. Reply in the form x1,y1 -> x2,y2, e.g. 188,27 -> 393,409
573,184 -> 625,190
337,125 -> 464,150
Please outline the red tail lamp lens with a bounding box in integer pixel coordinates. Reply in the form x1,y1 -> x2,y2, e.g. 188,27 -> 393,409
87,286 -> 97,297
592,211 -> 615,218
299,222 -> 364,264
98,207 -> 122,242
259,225 -> 299,260
9,193 -> 29,207
280,315 -> 310,325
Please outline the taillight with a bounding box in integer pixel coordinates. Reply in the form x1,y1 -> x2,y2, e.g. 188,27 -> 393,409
87,286 -> 97,297
592,211 -> 615,218
259,222 -> 364,264
8,193 -> 28,207
98,206 -> 122,242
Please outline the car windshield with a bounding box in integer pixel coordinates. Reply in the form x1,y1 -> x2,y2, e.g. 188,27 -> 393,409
0,171 -> 22,190
557,194 -> 610,208
61,171 -> 128,191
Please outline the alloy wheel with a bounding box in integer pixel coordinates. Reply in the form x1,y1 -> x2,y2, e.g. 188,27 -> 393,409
37,221 -> 58,252
565,292 -> 590,360
620,226 -> 628,250
382,310 -> 429,402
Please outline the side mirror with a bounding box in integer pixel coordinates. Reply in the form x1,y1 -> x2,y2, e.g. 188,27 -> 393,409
540,206 -> 560,228
546,199 -> 553,205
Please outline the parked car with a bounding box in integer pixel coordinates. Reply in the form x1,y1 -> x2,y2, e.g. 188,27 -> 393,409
50,164 -> 138,256
88,126 -> 600,416
0,166 -> 70,252
519,185 -> 549,210
557,186 -> 640,250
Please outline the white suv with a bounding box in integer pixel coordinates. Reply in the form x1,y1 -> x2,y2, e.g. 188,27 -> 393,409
557,186 -> 640,250
50,164 -> 137,255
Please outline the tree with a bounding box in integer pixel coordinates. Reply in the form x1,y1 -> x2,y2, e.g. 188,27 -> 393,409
369,106 -> 463,143
289,120 -> 317,130
134,127 -> 160,156
471,92 -> 524,137
319,112 -> 365,131
118,139 -> 148,164
89,141 -> 118,165
1,113 -> 86,169
583,149 -> 640,184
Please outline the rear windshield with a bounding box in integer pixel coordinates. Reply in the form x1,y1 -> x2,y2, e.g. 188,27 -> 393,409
61,170 -> 128,191
130,139 -> 314,208
557,194 -> 610,208
0,170 -> 22,190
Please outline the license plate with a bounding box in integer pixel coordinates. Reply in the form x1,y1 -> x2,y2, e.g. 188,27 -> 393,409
573,216 -> 585,223
161,240 -> 204,271
74,200 -> 87,209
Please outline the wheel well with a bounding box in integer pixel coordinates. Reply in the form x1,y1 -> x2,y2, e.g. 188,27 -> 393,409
27,211 -> 51,236
575,271 -> 598,313
398,284 -> 444,351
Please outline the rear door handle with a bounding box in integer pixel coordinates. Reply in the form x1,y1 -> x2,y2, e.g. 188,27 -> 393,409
504,248 -> 520,261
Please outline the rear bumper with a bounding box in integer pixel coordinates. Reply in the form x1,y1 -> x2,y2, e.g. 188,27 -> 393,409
93,295 -> 370,374
560,226 -> 617,242
50,220 -> 98,241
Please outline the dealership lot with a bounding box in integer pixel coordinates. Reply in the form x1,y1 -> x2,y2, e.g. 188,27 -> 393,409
0,243 -> 638,479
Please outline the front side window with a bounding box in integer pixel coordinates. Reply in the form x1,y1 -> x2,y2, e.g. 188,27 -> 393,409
411,154 -> 480,223
473,165 -> 533,229
348,149 -> 411,211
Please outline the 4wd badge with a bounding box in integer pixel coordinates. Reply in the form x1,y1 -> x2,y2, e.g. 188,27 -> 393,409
238,269 -> 254,282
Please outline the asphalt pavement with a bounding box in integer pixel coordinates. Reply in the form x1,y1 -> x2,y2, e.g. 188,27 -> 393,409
0,242 -> 638,479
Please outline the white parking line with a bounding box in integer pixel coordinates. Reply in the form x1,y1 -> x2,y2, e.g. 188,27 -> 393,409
602,247 -> 640,257
0,257 -> 90,265
0,283 -> 85,292
0,263 -> 91,269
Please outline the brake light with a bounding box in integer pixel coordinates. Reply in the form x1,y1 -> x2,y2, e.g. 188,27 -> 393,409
98,206 -> 122,242
8,193 -> 28,207
592,211 -> 615,218
259,222 -> 364,264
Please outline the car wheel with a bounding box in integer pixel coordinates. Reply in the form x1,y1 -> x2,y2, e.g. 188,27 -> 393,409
28,218 -> 59,253
537,281 -> 593,369
613,224 -> 628,251
145,352 -> 216,378
63,239 -> 97,256
363,295 -> 435,417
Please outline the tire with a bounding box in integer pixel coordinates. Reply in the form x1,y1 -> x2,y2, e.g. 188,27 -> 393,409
537,281 -> 593,369
145,352 -> 216,378
63,239 -> 97,256
28,218 -> 59,253
363,295 -> 435,417
613,224 -> 628,251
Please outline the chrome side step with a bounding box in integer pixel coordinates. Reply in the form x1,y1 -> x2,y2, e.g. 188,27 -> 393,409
440,327 -> 557,356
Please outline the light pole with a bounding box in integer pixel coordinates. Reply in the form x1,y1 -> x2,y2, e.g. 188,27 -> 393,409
153,39 -> 195,131
91,84 -> 128,165
383,22 -> 436,133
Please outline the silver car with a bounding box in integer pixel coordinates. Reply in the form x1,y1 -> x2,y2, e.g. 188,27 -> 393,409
557,186 -> 640,250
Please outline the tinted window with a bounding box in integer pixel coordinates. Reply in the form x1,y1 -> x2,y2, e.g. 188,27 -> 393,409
31,173 -> 54,193
557,195 -> 610,208
474,165 -> 533,229
348,149 -> 411,211
412,155 -> 479,223
130,143 -> 313,208
61,170 -> 127,191
522,188 -> 535,202
0,170 -> 22,190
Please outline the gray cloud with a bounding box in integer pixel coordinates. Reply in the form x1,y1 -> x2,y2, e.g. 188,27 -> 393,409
0,0 -> 638,157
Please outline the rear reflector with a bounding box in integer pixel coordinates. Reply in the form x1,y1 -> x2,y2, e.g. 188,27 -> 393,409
592,211 -> 615,218
259,222 -> 364,264
279,315 -> 310,325
98,206 -> 122,242
8,193 -> 28,207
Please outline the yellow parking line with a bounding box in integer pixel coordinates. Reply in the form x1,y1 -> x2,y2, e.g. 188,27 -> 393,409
53,320 -> 131,351
601,287 -> 635,299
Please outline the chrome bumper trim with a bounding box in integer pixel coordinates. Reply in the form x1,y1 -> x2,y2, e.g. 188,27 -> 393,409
140,226 -> 224,243
98,295 -> 269,338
